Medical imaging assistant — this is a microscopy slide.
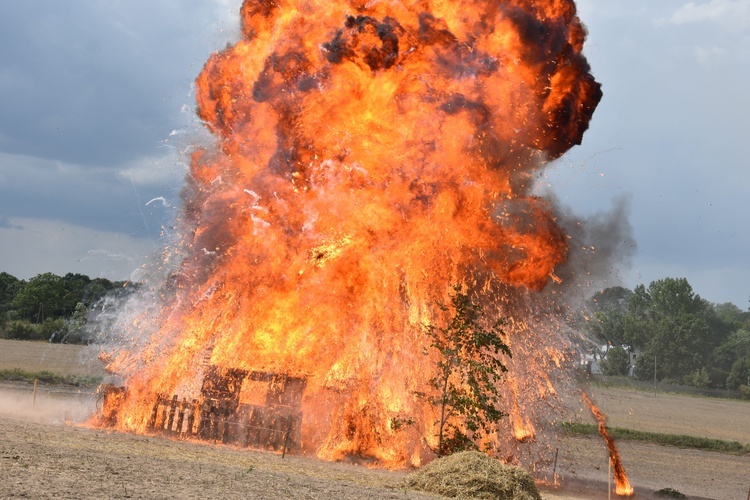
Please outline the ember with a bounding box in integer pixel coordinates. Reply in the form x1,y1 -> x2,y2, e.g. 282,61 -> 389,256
94,0 -> 606,470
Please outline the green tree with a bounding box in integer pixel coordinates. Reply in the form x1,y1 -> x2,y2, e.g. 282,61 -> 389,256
60,273 -> 91,315
11,273 -> 68,321
727,355 -> 750,390
83,277 -> 115,304
52,302 -> 88,344
579,287 -> 632,344
634,312 -> 713,382
422,286 -> 511,456
712,302 -> 750,332
585,309 -> 628,345
0,272 -> 23,310
686,367 -> 711,388
589,286 -> 633,312
0,272 -> 24,330
625,278 -> 717,382
600,346 -> 630,376
713,329 -> 750,373
5,318 -> 65,341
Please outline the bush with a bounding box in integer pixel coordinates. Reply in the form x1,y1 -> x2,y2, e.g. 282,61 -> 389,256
727,356 -> 750,390
5,320 -> 45,341
709,368 -> 729,389
683,368 -> 710,388
600,346 -> 630,376
656,487 -> 686,498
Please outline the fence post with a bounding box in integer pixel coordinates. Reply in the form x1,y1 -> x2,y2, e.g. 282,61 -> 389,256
32,379 -> 38,409
552,448 -> 558,485
148,395 -> 161,429
282,422 -> 292,459
167,395 -> 178,432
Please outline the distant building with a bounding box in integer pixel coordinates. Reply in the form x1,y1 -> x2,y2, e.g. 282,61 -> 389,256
582,343 -> 641,377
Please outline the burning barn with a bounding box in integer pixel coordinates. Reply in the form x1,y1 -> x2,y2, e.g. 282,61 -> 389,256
92,0 -> 615,473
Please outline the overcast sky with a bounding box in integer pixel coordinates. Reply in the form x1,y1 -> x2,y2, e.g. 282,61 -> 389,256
0,0 -> 748,308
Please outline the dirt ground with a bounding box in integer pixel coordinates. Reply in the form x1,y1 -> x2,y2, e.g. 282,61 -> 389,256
2,382 -> 750,499
0,383 -> 437,500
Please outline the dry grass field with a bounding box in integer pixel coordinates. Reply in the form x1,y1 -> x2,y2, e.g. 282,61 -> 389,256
2,341 -> 750,499
587,386 -> 750,445
0,339 -> 106,378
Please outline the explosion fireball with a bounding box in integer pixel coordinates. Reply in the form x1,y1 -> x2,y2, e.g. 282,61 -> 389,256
95,0 -> 608,471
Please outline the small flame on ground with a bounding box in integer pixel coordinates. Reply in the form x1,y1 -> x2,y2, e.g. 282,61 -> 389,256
582,392 -> 634,497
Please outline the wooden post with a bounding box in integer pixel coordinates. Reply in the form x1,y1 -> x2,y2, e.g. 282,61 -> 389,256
282,422 -> 292,459
222,419 -> 230,444
166,395 -> 178,432
608,458 -> 611,500
552,448 -> 558,485
281,429 -> 290,459
148,395 -> 161,429
175,398 -> 186,435
186,402 -> 196,436
32,379 -> 38,409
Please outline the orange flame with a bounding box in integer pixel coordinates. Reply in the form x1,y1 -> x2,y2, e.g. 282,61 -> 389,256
582,393 -> 634,497
94,0 -> 601,468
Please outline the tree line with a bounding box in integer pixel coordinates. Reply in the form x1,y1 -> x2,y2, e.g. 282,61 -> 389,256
578,277 -> 750,395
0,271 -> 135,344
2,270 -> 748,396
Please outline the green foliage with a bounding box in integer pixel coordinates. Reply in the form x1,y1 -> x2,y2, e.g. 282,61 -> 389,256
0,272 -> 24,312
708,367 -> 729,389
0,368 -> 100,387
561,422 -> 750,454
0,271 -> 129,344
585,309 -> 628,345
50,302 -> 89,344
3,319 -> 64,341
584,281 -> 750,389
421,285 -> 511,456
713,329 -> 750,372
624,278 -> 719,382
726,355 -> 750,390
600,346 -> 630,376
4,320 -> 44,341
11,272 -> 68,321
655,487 -> 686,498
712,302 -> 750,332
579,286 -> 632,344
684,367 -> 711,388
590,286 -> 634,312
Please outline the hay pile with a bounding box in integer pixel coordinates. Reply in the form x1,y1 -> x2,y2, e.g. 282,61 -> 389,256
405,451 -> 541,499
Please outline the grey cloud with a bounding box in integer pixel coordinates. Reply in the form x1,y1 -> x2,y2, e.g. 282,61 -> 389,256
0,1 -> 233,169
0,216 -> 23,230
0,152 -> 181,238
